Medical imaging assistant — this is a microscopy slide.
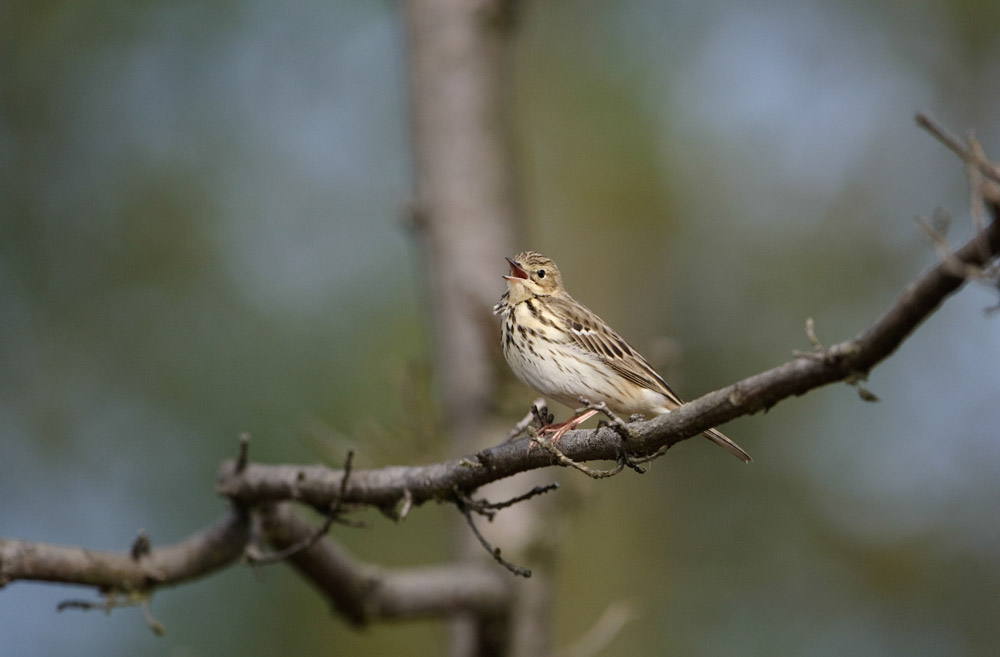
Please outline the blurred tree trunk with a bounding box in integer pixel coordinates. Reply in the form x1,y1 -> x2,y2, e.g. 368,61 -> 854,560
402,2 -> 554,656
403,0 -> 521,438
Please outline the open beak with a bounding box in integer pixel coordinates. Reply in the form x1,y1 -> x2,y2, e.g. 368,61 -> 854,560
504,256 -> 529,281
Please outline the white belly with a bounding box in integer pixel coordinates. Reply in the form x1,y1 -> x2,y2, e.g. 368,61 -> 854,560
501,305 -> 667,416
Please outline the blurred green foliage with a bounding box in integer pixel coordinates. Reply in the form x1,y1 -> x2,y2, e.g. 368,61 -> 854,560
3,0 -> 1000,655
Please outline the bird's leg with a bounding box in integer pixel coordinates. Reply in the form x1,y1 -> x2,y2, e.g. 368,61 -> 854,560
523,400 -> 597,454
539,408 -> 600,447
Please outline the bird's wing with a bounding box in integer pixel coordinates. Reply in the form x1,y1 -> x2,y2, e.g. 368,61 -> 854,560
549,294 -> 685,409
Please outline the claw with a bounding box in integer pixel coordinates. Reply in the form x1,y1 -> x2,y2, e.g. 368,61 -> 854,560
539,408 -> 600,448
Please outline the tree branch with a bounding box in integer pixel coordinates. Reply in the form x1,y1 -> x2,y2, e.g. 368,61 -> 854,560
4,124 -> 999,654
401,2 -> 536,653
258,503 -> 512,629
218,198 -> 1000,510
0,502 -> 513,649
0,511 -> 249,591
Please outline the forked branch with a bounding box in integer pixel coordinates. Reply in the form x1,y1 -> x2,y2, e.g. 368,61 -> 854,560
2,120 -> 998,645
217,191 -> 1000,507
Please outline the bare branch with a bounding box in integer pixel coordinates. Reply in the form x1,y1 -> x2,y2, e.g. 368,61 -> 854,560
457,500 -> 532,578
218,199 -> 1000,509
246,451 -> 362,566
235,432 -> 250,474
916,112 -> 1000,184
471,483 -> 560,511
0,511 -> 249,591
6,118 -> 1000,654
527,431 -> 627,480
57,593 -> 166,636
257,503 -> 512,626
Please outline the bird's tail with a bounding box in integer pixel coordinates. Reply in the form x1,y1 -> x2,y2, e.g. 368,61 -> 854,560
701,427 -> 752,463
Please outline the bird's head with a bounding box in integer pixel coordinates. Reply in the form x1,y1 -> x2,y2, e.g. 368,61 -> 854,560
503,251 -> 564,303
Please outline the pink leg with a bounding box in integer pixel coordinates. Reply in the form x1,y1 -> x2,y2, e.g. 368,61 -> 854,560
540,408 -> 599,448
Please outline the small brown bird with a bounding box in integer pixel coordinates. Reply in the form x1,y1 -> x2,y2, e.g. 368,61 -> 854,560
493,251 -> 751,462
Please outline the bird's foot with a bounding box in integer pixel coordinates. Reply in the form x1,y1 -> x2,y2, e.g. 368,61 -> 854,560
538,408 -> 600,448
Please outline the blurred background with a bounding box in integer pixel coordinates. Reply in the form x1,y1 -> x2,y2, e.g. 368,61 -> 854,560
3,0 -> 1000,655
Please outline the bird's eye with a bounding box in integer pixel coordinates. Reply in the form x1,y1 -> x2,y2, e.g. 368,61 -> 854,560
537,269 -> 546,279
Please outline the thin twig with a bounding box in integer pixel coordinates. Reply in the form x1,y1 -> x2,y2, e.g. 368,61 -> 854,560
398,488 -> 413,520
844,372 -> 880,403
457,501 -> 531,578
522,399 -> 640,476
248,451 -> 361,566
575,398 -> 629,433
58,591 -> 166,636
915,210 -> 972,276
248,511 -> 341,565
625,444 -> 669,466
235,433 -> 250,474
259,501 -> 511,625
805,317 -> 822,350
968,135 -> 987,234
57,598 -> 113,613
966,135 -> 1000,274
528,432 -> 626,480
916,112 -> 1000,184
130,530 -> 151,560
469,483 -> 560,512
141,600 -> 167,636
793,317 -> 827,361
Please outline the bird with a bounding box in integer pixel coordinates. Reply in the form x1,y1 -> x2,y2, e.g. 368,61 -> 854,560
493,250 -> 751,462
